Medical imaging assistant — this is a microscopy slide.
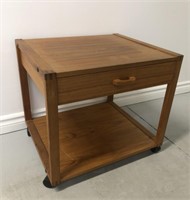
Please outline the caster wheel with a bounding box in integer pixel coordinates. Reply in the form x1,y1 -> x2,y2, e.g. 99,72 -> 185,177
27,129 -> 31,137
151,146 -> 161,153
43,176 -> 54,188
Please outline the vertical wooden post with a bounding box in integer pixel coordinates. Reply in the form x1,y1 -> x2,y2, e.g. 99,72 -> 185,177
45,73 -> 60,186
107,95 -> 114,102
155,56 -> 183,146
15,42 -> 32,121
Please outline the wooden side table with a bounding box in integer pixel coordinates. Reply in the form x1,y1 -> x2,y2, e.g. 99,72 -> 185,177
15,34 -> 183,188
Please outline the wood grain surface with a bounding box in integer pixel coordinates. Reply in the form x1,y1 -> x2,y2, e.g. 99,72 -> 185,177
17,34 -> 179,77
33,103 -> 155,182
57,61 -> 175,104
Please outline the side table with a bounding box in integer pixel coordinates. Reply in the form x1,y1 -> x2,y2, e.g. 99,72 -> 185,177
15,34 -> 183,187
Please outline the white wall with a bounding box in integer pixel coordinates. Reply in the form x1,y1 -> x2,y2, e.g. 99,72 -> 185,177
188,1 -> 190,77
0,1 -> 189,130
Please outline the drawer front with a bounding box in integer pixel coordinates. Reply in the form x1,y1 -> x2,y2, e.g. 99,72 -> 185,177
57,62 -> 175,104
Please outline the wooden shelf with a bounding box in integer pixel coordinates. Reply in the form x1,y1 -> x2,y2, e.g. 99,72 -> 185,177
30,102 -> 155,182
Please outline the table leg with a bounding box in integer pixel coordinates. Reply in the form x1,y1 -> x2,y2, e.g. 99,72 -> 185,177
45,73 -> 60,187
16,43 -> 32,122
107,95 -> 114,102
155,57 -> 183,146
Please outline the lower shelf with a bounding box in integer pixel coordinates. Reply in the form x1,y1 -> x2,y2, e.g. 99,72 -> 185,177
30,102 -> 156,182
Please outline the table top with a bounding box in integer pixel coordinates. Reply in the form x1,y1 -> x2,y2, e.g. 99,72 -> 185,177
17,34 -> 180,76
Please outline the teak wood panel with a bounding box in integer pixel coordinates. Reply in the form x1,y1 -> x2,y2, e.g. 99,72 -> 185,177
16,39 -> 53,74
33,103 -> 155,182
18,34 -> 178,76
20,51 -> 45,95
110,102 -> 156,141
115,34 -> 181,58
57,62 -> 175,104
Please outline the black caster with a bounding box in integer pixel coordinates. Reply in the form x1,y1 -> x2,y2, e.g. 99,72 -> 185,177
27,129 -> 31,137
43,176 -> 54,188
151,146 -> 161,153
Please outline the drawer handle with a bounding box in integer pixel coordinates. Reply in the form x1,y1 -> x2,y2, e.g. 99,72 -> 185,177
112,76 -> 136,86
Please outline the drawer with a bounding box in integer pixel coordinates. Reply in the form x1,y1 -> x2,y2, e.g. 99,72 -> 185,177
57,62 -> 175,104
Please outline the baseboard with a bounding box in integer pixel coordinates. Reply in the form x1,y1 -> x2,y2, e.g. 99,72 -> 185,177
116,80 -> 190,106
0,81 -> 190,135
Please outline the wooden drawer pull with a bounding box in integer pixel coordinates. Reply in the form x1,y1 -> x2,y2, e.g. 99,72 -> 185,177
112,76 -> 136,86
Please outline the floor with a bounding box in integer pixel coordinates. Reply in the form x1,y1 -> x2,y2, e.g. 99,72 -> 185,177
0,92 -> 190,200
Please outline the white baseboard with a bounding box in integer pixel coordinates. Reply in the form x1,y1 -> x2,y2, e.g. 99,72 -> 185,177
0,81 -> 190,135
116,80 -> 190,106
